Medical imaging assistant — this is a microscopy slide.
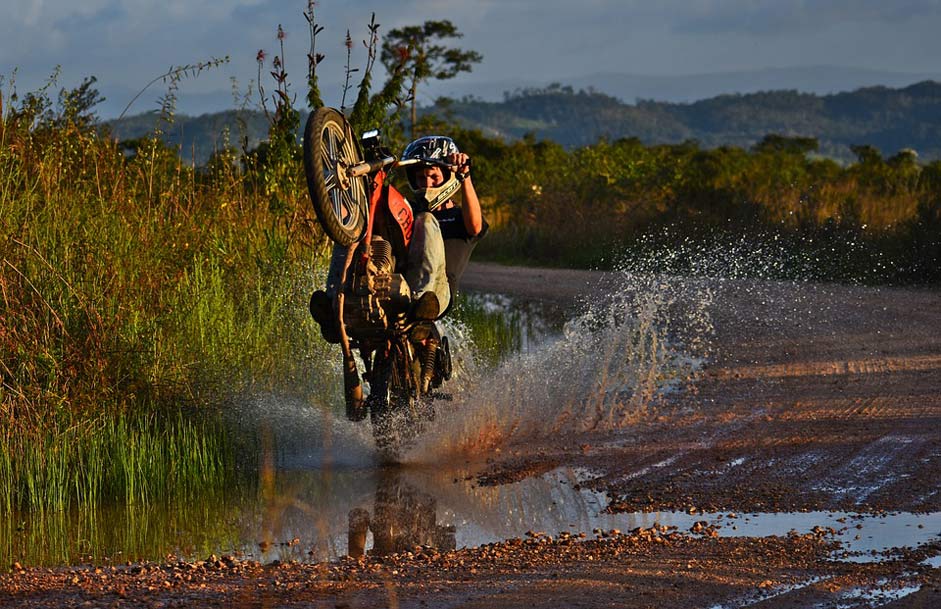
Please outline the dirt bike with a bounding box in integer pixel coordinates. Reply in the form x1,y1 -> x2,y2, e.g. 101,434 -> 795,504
303,107 -> 453,458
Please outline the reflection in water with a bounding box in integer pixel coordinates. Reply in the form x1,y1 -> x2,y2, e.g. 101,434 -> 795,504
347,469 -> 456,558
1,488 -> 245,568
6,447 -> 940,567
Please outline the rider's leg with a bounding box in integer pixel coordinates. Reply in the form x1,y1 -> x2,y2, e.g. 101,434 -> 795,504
309,243 -> 346,344
406,212 -> 451,319
325,242 -> 347,298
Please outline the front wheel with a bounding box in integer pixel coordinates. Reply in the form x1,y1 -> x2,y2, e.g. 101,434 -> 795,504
303,107 -> 368,246
368,345 -> 424,462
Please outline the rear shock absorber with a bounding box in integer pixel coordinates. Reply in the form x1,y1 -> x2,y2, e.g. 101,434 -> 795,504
420,338 -> 439,394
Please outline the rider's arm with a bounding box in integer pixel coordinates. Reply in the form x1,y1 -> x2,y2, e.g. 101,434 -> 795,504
460,176 -> 483,237
450,153 -> 483,237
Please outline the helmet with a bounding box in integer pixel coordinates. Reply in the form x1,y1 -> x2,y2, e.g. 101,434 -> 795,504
401,136 -> 462,212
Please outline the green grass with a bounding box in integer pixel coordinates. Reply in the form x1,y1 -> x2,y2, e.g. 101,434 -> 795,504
0,410 -> 232,513
1,87 -> 337,516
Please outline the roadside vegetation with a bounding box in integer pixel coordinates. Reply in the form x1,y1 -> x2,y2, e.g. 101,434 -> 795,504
0,69 -> 331,514
2,5 -> 940,519
443,125 -> 941,283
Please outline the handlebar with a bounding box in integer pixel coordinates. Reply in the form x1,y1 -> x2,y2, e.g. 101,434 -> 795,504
347,156 -> 471,179
348,156 -> 396,178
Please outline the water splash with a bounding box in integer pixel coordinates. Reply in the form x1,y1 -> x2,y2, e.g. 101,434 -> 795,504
403,227 -> 884,462
407,268 -> 715,461
228,392 -> 377,470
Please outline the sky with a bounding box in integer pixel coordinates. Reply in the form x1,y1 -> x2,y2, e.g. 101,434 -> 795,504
3,0 -> 941,118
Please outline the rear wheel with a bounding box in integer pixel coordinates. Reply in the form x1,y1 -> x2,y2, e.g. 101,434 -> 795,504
303,107 -> 368,246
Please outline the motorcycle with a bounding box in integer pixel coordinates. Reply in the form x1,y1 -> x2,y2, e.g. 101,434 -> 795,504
303,107 -> 453,458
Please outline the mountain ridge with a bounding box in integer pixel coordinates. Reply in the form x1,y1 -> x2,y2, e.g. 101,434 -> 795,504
105,78 -> 941,165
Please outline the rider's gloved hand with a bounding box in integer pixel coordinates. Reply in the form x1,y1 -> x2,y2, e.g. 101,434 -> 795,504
447,153 -> 472,182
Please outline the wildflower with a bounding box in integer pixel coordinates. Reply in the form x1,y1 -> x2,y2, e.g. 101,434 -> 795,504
256,49 -> 266,64
277,25 -> 286,41
345,30 -> 353,50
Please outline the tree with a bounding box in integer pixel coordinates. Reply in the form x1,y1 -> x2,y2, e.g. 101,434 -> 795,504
752,134 -> 819,156
380,20 -> 482,138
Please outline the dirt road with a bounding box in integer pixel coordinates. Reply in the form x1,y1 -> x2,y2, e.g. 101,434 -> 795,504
3,262 -> 940,608
463,262 -> 941,515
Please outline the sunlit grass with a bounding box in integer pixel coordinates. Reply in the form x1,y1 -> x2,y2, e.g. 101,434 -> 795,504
1,85 -> 334,516
0,410 -> 232,513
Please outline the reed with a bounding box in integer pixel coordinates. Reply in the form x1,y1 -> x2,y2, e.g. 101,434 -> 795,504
0,410 -> 232,513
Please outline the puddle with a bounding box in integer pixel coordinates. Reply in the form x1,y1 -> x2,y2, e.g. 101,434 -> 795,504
7,460 -> 940,568
706,576 -> 828,609
831,582 -> 923,607
706,576 -> 924,609
923,555 -> 941,569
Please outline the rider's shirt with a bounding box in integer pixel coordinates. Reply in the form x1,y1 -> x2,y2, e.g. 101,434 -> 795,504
433,205 -> 488,295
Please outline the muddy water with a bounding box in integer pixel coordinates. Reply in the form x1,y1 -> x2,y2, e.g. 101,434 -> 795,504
5,288 -> 940,569
8,449 -> 939,567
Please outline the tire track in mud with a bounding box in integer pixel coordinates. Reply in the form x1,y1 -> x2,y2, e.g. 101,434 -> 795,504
605,366 -> 941,512
709,353 -> 941,380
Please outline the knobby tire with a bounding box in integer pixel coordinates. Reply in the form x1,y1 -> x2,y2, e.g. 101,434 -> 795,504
302,107 -> 368,246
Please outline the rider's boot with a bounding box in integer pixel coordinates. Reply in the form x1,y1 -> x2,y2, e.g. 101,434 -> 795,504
411,291 -> 440,321
309,290 -> 341,344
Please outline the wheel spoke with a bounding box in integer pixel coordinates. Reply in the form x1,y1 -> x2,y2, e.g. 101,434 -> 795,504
324,128 -> 340,161
321,138 -> 335,164
329,189 -> 348,223
323,168 -> 337,190
339,191 -> 358,226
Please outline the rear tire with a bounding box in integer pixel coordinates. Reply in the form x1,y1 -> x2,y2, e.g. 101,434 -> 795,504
303,107 -> 368,246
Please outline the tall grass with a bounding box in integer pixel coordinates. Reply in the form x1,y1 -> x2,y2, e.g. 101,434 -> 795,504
0,410 -> 230,513
1,80 -> 334,515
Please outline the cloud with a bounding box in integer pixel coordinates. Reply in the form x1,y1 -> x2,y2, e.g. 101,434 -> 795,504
673,0 -> 941,35
4,0 -> 941,117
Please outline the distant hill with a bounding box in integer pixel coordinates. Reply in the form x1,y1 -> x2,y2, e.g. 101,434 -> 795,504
93,65 -> 941,119
432,81 -> 941,162
432,66 -> 941,105
105,80 -> 941,164
104,109 -> 280,165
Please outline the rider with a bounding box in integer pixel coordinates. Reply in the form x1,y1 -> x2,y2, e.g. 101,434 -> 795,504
310,135 -> 486,342
401,135 -> 486,317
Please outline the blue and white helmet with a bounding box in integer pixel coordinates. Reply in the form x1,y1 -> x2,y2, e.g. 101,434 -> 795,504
402,136 -> 461,212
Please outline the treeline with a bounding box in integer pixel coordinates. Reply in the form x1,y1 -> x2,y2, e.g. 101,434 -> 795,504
419,114 -> 941,283
432,81 -> 941,162
108,79 -> 941,166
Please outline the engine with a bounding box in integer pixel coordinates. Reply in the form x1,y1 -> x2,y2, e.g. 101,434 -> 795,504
344,236 -> 411,341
